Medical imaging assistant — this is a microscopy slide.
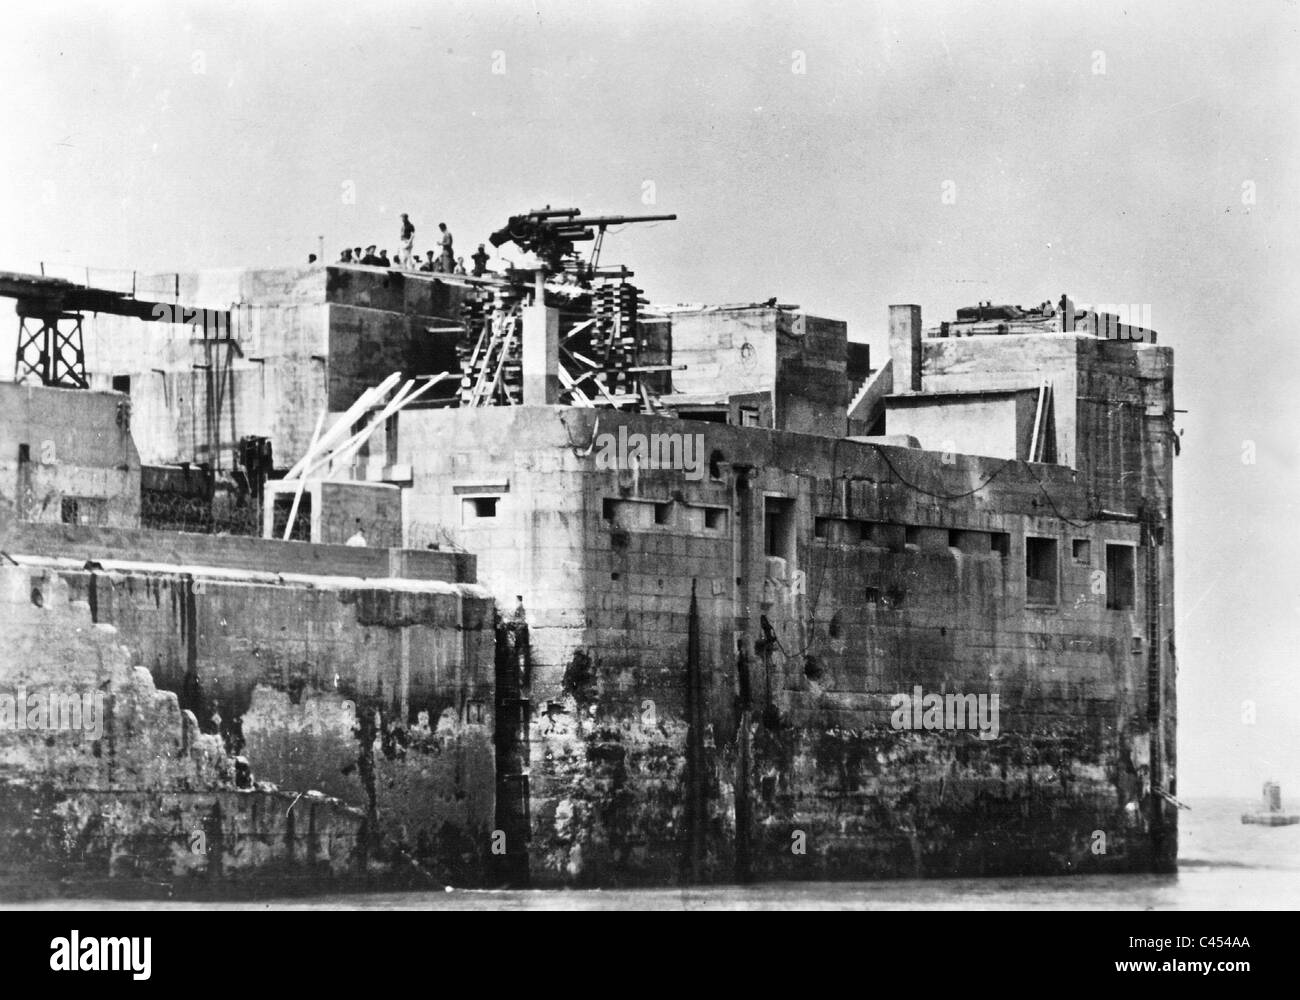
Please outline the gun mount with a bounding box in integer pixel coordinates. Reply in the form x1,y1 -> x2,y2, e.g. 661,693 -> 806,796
489,206 -> 677,278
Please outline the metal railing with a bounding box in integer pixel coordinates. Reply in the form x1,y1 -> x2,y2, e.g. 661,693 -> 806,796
37,261 -> 185,302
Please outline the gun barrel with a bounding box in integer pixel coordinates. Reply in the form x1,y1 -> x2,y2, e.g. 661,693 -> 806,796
568,214 -> 677,227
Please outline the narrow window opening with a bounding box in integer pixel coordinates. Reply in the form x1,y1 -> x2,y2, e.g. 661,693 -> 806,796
764,498 -> 794,561
1106,543 -> 1136,610
463,496 -> 498,520
1025,536 -> 1058,605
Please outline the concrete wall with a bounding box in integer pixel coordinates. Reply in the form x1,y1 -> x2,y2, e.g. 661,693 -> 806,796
395,399 -> 1176,885
326,268 -> 470,409
0,518 -> 474,583
0,382 -> 140,528
775,313 -> 849,435
0,520 -> 497,887
79,267 -> 332,469
71,265 -> 470,470
264,478 -> 404,548
903,332 -> 1175,515
1075,338 -> 1175,517
667,308 -> 777,400
317,481 -> 402,546
668,308 -> 851,437
0,563 -> 402,897
913,334 -> 1082,469
886,390 -> 1040,461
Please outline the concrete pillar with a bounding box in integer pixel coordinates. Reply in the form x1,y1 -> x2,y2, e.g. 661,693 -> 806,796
889,304 -> 922,393
522,303 -> 560,405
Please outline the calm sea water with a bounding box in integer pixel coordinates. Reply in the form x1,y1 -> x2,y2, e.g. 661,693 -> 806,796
11,797 -> 1300,910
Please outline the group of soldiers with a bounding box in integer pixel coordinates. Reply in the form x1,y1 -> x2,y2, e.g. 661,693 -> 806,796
333,214 -> 491,276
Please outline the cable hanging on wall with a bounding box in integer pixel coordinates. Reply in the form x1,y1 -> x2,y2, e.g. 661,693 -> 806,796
865,443 -> 1016,500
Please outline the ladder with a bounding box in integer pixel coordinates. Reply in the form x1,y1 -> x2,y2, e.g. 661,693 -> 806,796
460,298 -> 523,406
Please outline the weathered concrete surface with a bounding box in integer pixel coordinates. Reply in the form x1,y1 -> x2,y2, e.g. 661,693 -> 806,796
81,267 -> 333,469
666,307 -> 850,435
0,564 -> 406,898
263,478 -> 404,548
776,312 -> 850,435
76,266 -> 470,469
0,518 -> 475,583
0,531 -> 498,890
397,360 -> 1175,885
0,382 -> 140,527
7,278 -> 1177,892
887,388 -> 1042,461
898,332 -> 1084,468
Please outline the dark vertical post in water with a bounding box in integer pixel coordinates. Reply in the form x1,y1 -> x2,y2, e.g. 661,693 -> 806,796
1141,506 -> 1170,871
178,573 -> 204,727
493,609 -> 532,886
685,579 -> 705,882
735,641 -> 753,883
732,464 -> 758,883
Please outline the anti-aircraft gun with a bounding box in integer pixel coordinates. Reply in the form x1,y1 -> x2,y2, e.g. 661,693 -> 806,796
460,205 -> 680,411
489,206 -> 677,279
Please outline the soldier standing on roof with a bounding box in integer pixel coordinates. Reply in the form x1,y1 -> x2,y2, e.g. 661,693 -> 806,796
438,222 -> 454,273
399,213 -> 415,267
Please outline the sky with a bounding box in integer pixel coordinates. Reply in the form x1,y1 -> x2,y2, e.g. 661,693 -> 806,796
1,0 -> 1297,797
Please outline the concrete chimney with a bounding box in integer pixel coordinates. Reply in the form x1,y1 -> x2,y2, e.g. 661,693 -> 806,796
889,304 -> 922,393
